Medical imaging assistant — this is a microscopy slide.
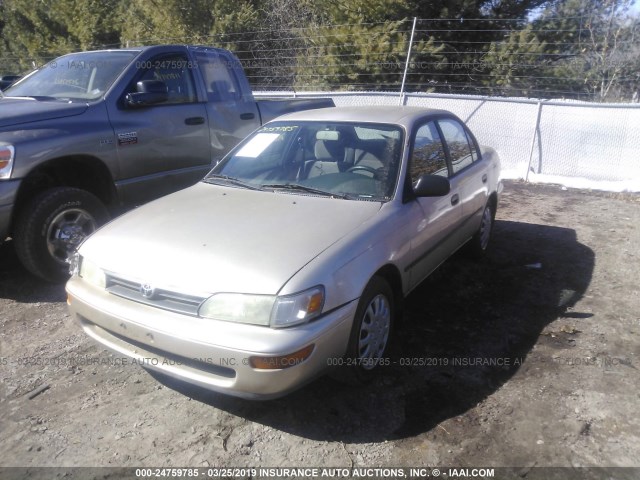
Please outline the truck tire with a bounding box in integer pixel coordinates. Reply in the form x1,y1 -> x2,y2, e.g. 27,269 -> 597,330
14,187 -> 109,282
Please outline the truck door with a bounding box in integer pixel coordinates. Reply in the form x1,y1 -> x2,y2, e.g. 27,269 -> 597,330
189,48 -> 261,164
106,52 -> 211,206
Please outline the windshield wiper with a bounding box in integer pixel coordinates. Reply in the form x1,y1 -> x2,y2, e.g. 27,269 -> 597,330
6,95 -> 59,101
262,183 -> 349,199
203,174 -> 263,191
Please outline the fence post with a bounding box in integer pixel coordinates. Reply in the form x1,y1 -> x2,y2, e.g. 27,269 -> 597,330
525,101 -> 543,182
399,17 -> 417,106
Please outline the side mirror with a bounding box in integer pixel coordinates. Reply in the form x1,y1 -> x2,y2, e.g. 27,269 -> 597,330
414,174 -> 450,197
125,80 -> 168,107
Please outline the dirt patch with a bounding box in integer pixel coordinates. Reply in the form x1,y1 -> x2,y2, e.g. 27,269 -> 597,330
1,181 -> 639,472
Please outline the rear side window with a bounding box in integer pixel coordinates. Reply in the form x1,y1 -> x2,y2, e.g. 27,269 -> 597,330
193,51 -> 241,102
438,118 -> 474,175
410,122 -> 448,183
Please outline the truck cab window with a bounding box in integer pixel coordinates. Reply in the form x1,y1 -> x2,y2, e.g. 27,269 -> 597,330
193,51 -> 242,102
135,54 -> 197,104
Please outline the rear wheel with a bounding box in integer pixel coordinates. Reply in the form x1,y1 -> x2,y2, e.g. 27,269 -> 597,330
336,276 -> 395,385
467,202 -> 495,259
14,187 -> 109,282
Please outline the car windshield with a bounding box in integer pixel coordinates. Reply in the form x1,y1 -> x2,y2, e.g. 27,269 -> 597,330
206,121 -> 404,201
4,51 -> 137,101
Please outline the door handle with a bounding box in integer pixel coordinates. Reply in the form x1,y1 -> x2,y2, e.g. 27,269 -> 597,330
482,173 -> 488,183
185,117 -> 205,125
240,112 -> 255,120
451,194 -> 459,206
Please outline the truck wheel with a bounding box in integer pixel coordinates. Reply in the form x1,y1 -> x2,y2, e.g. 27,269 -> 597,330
14,187 -> 109,282
334,276 -> 395,385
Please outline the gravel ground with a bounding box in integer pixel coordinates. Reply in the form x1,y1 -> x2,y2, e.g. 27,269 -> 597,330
0,180 -> 639,476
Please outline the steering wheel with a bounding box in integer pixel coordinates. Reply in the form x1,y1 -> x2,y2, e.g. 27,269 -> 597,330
347,165 -> 379,178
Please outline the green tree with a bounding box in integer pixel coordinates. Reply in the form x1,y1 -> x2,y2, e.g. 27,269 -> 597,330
1,0 -> 123,71
532,0 -> 640,100
119,0 -> 259,46
481,25 -> 549,96
291,0 -> 448,91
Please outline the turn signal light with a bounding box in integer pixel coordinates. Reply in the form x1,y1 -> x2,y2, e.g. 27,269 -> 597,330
249,344 -> 315,370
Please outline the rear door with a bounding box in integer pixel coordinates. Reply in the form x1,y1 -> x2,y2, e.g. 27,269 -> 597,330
437,117 -> 489,241
106,50 -> 210,206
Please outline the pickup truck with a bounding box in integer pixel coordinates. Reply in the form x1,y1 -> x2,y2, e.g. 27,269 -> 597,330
0,45 -> 333,282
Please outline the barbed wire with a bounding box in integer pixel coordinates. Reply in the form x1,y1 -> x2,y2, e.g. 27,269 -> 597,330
1,17 -> 639,102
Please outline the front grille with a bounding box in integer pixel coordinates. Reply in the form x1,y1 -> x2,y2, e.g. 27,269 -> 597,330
105,273 -> 207,316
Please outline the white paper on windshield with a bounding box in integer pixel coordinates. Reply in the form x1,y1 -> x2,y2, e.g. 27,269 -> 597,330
235,133 -> 280,158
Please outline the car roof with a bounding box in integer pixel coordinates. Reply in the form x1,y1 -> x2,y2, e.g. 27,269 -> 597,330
276,105 -> 454,127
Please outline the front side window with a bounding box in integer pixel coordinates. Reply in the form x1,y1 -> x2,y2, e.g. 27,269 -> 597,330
206,121 -> 403,201
409,122 -> 449,184
134,54 -> 197,104
438,118 -> 474,175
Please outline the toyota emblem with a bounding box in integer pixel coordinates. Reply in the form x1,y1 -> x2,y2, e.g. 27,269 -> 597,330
140,283 -> 155,298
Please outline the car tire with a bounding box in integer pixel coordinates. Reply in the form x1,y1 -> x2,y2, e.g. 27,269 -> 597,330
334,276 -> 395,385
14,187 -> 109,283
467,201 -> 495,259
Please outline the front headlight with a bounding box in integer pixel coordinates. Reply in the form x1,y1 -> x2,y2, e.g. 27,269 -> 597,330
198,286 -> 325,328
199,293 -> 276,326
271,286 -> 324,327
0,144 -> 15,179
79,256 -> 106,289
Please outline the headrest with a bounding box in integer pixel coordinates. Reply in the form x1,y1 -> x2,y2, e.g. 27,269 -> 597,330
316,130 -> 341,141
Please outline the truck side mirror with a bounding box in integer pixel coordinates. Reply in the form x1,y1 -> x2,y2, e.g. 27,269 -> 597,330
125,80 -> 168,107
413,174 -> 450,197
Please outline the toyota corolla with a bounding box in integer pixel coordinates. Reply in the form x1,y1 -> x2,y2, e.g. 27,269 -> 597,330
66,106 -> 502,399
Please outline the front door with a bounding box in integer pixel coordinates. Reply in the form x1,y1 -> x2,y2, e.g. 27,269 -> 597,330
405,121 -> 463,290
106,51 -> 211,206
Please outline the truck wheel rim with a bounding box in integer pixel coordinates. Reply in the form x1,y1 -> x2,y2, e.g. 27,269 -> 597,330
358,293 -> 391,370
480,207 -> 492,250
46,208 -> 96,265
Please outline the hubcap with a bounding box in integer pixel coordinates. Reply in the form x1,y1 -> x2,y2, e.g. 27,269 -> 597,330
46,208 -> 96,265
357,293 -> 391,370
479,206 -> 492,250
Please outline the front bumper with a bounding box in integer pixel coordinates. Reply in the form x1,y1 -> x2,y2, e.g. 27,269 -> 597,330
66,276 -> 356,399
0,179 -> 20,241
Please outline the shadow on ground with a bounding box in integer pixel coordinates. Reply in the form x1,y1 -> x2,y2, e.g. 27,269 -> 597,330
0,240 -> 66,303
150,219 -> 595,443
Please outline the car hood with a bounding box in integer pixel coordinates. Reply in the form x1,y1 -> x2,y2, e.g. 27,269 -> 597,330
0,97 -> 88,128
80,182 -> 382,296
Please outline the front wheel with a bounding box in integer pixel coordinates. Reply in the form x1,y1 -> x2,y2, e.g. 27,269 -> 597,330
14,187 -> 109,282
336,276 -> 395,385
